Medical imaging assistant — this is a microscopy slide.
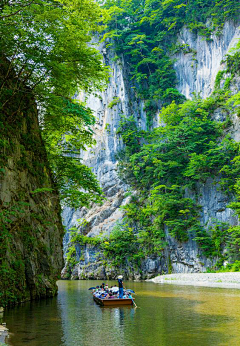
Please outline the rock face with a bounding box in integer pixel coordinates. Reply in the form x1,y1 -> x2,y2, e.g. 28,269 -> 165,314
62,21 -> 240,279
174,20 -> 240,99
0,60 -> 64,306
62,42 -> 147,241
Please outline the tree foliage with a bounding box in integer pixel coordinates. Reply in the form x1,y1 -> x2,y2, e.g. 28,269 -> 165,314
1,0 -> 110,207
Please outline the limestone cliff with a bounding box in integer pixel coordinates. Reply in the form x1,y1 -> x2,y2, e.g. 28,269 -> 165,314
174,21 -> 239,99
0,59 -> 64,306
62,20 -> 240,279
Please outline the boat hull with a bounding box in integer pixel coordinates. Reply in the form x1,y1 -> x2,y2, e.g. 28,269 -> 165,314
93,296 -> 134,306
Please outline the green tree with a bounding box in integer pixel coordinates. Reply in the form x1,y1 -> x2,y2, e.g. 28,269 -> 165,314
1,0 -> 109,207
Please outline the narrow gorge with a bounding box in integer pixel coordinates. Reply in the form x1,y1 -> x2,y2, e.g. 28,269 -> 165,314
1,0 -> 239,309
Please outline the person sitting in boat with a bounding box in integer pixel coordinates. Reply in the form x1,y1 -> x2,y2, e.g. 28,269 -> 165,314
94,289 -> 101,298
111,285 -> 118,294
118,275 -> 124,299
100,292 -> 107,299
104,291 -> 110,299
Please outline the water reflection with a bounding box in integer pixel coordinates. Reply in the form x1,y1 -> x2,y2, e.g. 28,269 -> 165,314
4,298 -> 64,346
3,281 -> 240,346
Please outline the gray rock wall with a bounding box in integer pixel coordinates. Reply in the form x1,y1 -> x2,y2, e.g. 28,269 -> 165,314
174,20 -> 240,99
62,21 -> 240,279
62,42 -> 146,240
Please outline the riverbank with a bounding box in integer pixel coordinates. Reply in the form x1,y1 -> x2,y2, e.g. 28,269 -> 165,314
149,272 -> 240,289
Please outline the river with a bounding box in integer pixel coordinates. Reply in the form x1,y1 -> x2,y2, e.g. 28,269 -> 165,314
3,280 -> 240,346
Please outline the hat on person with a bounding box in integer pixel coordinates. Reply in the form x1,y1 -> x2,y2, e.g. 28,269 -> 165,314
118,275 -> 123,279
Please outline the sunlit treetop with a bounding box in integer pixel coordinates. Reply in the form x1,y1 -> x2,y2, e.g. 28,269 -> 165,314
1,0 -> 109,100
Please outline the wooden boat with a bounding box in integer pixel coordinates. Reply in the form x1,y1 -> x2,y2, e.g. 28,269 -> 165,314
93,295 -> 134,306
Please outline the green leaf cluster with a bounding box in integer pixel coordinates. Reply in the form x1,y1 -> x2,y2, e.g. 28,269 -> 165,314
42,98 -> 103,208
108,97 -> 121,108
101,225 -> 144,266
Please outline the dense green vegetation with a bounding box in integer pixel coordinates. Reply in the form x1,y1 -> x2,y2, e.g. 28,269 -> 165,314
66,5 -> 240,271
1,0 -> 109,208
102,0 -> 239,124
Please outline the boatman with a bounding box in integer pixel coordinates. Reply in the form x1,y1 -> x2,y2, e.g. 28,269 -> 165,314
118,275 -> 124,299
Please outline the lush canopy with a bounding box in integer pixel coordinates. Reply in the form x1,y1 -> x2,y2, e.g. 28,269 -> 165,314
1,0 -> 109,207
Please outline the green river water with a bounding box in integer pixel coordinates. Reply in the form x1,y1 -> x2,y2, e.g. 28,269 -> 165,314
3,280 -> 240,346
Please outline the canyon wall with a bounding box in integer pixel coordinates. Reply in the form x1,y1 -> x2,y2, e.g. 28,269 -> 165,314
0,60 -> 64,306
62,20 -> 240,279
